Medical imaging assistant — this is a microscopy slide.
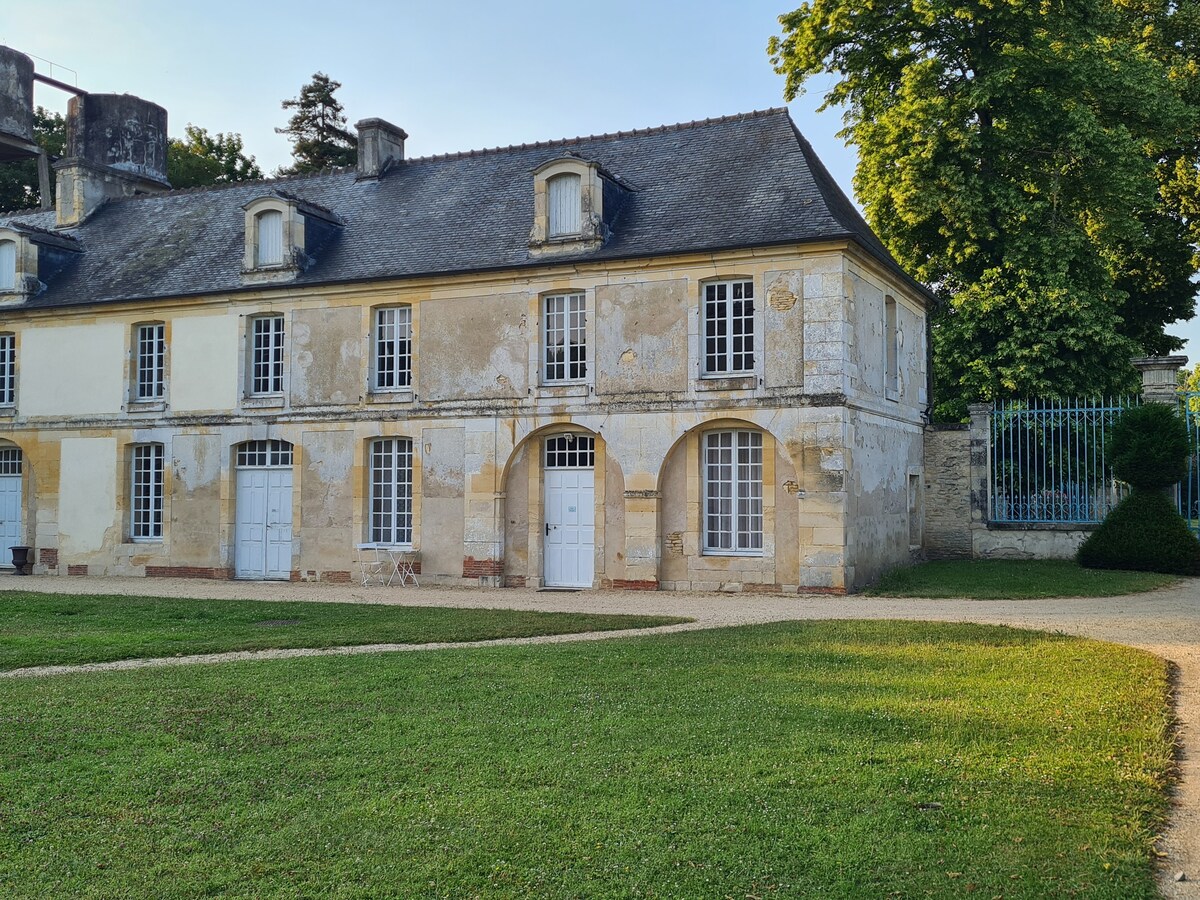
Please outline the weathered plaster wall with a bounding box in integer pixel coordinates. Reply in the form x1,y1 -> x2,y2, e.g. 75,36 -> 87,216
763,269 -> 805,389
595,279 -> 688,395
503,441 -> 530,585
420,292 -> 529,401
22,324 -> 124,416
420,426 -> 465,578
171,314 -> 239,412
168,432 -> 222,567
291,307 -> 362,407
58,436 -> 117,555
299,430 -> 355,572
922,427 -> 972,559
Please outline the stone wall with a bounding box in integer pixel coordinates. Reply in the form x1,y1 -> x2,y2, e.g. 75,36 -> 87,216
922,426 -> 972,559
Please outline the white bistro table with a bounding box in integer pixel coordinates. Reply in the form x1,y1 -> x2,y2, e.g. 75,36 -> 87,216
355,544 -> 419,587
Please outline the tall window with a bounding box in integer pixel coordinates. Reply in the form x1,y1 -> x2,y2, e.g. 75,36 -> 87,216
370,438 -> 413,545
543,293 -> 586,382
0,240 -> 15,292
255,210 -> 284,267
249,315 -> 285,395
703,430 -> 763,554
0,333 -> 14,406
703,280 -> 755,375
547,173 -> 581,237
885,295 -> 899,397
373,306 -> 412,391
134,323 -> 165,400
131,443 -> 165,541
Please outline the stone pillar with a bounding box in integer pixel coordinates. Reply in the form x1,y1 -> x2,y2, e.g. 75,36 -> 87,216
967,403 -> 992,538
621,489 -> 660,589
1132,355 -> 1187,404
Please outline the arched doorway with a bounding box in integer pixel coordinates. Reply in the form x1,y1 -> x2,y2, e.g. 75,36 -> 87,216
0,445 -> 23,567
542,433 -> 595,588
234,439 -> 294,580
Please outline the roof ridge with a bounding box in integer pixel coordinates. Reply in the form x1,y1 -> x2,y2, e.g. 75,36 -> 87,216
404,108 -> 790,164
106,165 -> 357,204
0,204 -> 50,221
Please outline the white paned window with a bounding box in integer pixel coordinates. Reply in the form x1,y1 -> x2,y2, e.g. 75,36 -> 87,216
373,306 -> 412,391
0,447 -> 22,475
547,173 -> 581,237
250,315 -> 285,395
885,295 -> 899,397
544,434 -> 595,468
255,210 -> 284,267
703,280 -> 755,375
135,323 -> 165,400
703,430 -> 763,554
236,440 -> 293,468
131,443 -> 164,541
0,333 -> 14,406
0,241 -> 14,291
543,293 -> 586,382
370,438 -> 413,545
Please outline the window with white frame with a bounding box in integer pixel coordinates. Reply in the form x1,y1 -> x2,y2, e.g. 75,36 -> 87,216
543,293 -> 586,382
249,315 -> 285,395
370,437 -> 413,545
547,173 -> 582,237
884,295 -> 899,397
130,443 -> 164,541
703,280 -> 755,375
236,440 -> 293,468
0,333 -> 14,406
703,430 -> 763,554
134,323 -> 165,401
544,434 -> 595,468
373,306 -> 412,391
0,240 -> 15,292
255,210 -> 284,267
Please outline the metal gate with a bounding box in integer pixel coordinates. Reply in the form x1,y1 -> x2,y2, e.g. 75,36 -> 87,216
1178,392 -> 1200,536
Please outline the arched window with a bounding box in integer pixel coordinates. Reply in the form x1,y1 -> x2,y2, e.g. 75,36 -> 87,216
547,173 -> 581,237
702,429 -> 763,554
0,240 -> 16,292
255,210 -> 284,267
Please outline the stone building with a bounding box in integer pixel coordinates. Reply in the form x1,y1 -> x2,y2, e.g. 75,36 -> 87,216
0,45 -> 930,592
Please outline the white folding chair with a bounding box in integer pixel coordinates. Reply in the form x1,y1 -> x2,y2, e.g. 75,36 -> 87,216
356,544 -> 387,586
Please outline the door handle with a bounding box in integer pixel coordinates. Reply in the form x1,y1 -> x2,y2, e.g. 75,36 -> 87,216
545,522 -> 551,536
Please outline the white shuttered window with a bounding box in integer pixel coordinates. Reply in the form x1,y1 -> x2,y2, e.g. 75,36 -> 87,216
255,210 -> 284,267
547,173 -> 581,237
0,241 -> 15,291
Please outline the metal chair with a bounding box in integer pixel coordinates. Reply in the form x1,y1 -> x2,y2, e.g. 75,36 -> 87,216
356,544 -> 387,586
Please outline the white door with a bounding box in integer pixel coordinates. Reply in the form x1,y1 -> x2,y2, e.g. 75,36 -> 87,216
0,472 -> 22,566
544,467 -> 595,588
235,468 -> 293,579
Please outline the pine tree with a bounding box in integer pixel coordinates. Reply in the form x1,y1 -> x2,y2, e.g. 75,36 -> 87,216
275,73 -> 357,175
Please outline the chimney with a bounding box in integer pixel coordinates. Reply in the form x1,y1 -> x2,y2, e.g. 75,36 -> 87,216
356,118 -> 407,179
55,93 -> 170,228
0,46 -> 37,163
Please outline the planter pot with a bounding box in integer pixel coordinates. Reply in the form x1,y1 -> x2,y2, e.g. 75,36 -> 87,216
10,545 -> 31,575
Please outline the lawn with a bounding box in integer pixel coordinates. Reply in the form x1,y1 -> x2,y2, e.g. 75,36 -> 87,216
0,592 -> 687,671
0,621 -> 1172,898
865,558 -> 1178,599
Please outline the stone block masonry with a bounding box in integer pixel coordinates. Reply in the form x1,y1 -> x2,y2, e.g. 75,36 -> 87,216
923,426 -> 972,559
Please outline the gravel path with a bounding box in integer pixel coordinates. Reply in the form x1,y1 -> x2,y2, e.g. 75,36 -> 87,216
4,574 -> 1198,896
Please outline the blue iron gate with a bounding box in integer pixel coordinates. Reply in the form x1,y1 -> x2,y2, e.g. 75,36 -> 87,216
989,398 -> 1137,525
1179,392 -> 1200,535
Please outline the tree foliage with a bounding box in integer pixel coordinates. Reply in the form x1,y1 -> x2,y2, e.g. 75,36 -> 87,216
0,108 -> 66,213
167,125 -> 262,189
1108,403 -> 1190,489
275,73 -> 357,175
769,0 -> 1200,420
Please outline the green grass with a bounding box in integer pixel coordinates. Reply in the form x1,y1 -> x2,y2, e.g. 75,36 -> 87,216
0,621 -> 1172,898
0,592 -> 687,671
865,558 -> 1179,599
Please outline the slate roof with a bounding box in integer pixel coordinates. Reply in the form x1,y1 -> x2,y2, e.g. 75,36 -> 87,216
0,108 -> 927,310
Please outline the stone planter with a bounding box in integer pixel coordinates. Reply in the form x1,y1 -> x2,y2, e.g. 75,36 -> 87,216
10,545 -> 31,575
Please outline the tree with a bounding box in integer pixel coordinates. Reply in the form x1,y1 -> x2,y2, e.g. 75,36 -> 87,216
0,107 -> 66,213
769,0 -> 1200,420
275,73 -> 357,175
167,124 -> 263,189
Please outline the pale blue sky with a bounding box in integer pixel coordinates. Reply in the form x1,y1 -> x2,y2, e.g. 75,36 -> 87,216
2,0 -> 1195,363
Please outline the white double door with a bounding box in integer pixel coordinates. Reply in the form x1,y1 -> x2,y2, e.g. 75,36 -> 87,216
0,474 -> 21,566
544,468 -> 595,588
235,468 -> 293,580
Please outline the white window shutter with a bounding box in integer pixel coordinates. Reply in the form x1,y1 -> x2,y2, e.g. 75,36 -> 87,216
256,211 -> 284,266
548,174 -> 581,237
0,241 -> 16,291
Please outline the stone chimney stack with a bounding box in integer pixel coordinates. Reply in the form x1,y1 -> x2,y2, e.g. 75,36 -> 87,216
0,46 -> 37,162
356,118 -> 407,179
55,93 -> 171,228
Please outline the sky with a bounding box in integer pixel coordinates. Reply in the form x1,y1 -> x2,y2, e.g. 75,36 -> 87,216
2,0 -> 1197,364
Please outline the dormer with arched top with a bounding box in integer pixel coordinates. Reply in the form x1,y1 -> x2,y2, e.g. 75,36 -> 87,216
241,191 -> 345,284
529,156 -> 626,255
0,224 -> 82,304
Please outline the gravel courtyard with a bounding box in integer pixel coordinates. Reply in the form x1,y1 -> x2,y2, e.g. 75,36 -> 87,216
6,574 -> 1199,897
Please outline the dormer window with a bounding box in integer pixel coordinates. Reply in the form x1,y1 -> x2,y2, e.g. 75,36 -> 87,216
547,173 -> 582,237
255,210 -> 284,267
0,241 -> 15,292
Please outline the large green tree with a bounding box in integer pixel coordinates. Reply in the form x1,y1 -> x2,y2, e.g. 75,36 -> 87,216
167,124 -> 262,189
769,0 -> 1200,419
275,72 -> 357,175
0,107 -> 66,214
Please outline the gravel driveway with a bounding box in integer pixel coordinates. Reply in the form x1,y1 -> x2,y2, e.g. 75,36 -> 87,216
5,574 -> 1198,897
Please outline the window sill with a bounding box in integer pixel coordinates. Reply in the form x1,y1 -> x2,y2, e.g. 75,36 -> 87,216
366,389 -> 414,404
127,399 -> 167,413
126,540 -> 165,546
538,383 -> 589,398
243,395 -> 286,410
701,549 -> 765,558
885,388 -> 900,402
0,405 -> 15,418
696,375 -> 757,392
